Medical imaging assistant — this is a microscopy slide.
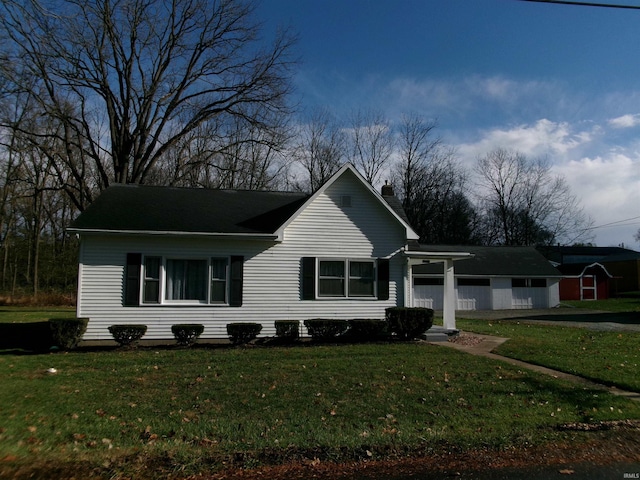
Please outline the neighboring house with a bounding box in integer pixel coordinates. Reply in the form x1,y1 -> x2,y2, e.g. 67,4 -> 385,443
537,245 -> 640,297
412,246 -> 562,310
70,164 -> 471,341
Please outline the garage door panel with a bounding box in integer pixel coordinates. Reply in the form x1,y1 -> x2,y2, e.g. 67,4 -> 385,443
457,285 -> 491,310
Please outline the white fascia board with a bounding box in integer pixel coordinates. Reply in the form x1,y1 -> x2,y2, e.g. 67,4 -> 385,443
405,250 -> 474,264
66,228 -> 279,241
274,163 -> 419,241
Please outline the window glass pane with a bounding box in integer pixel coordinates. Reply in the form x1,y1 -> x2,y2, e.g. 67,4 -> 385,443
319,278 -> 345,296
210,257 -> 228,303
531,278 -> 546,288
349,261 -> 374,296
166,259 -> 207,301
350,261 -> 373,279
143,280 -> 159,303
414,277 -> 444,286
512,278 -> 526,288
320,261 -> 344,277
143,256 -> 161,303
458,278 -> 490,287
211,258 -> 227,280
349,278 -> 374,296
318,260 -> 345,297
145,257 -> 160,279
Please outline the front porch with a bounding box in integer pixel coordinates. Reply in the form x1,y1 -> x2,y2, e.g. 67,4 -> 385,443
405,248 -> 474,331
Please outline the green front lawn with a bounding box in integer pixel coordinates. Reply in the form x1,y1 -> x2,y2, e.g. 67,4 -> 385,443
562,297 -> 640,312
0,306 -> 75,323
1,342 -> 639,479
457,319 -> 640,392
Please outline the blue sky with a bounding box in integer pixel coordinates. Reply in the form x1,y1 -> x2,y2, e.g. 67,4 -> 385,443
257,0 -> 640,247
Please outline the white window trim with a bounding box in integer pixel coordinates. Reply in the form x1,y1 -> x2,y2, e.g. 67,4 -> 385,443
316,258 -> 377,299
141,255 -> 231,306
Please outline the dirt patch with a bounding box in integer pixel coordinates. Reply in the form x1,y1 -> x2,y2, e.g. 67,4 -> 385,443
194,429 -> 640,479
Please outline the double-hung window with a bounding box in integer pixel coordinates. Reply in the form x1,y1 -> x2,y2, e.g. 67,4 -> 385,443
143,256 -> 161,304
317,259 -> 375,298
138,256 -> 232,305
210,257 -> 229,303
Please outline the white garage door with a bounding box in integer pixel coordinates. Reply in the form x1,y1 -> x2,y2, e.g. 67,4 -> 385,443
413,285 -> 443,309
456,285 -> 492,310
512,288 -> 548,309
511,279 -> 548,309
413,278 -> 491,311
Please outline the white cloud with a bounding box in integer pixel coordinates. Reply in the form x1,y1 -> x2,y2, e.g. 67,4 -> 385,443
554,153 -> 640,246
608,114 -> 640,129
455,119 -> 595,166
384,75 -> 561,120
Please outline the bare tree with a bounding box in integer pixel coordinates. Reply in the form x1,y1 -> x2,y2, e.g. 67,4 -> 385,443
391,114 -> 478,244
474,148 -> 593,246
0,0 -> 296,209
347,108 -> 394,186
291,108 -> 345,192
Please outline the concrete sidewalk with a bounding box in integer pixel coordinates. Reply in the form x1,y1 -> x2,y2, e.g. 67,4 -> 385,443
431,332 -> 640,402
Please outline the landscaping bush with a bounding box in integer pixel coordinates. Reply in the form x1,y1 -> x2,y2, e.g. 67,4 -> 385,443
346,319 -> 389,341
227,323 -> 262,345
385,307 -> 434,340
171,324 -> 204,347
49,318 -> 88,350
108,324 -> 147,347
303,319 -> 349,341
0,321 -> 52,351
274,320 -> 300,340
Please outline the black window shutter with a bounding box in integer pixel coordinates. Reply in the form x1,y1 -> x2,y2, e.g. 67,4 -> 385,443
301,257 -> 316,300
377,258 -> 390,300
124,253 -> 142,306
229,256 -> 244,307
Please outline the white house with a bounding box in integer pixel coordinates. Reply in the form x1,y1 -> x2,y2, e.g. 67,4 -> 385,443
69,164 -> 467,341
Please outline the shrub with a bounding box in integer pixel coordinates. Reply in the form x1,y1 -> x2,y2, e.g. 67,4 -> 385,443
346,319 -> 389,342
171,324 -> 204,347
303,319 -> 349,341
227,323 -> 262,345
49,318 -> 88,350
108,324 -> 147,347
274,320 -> 300,340
385,307 -> 434,340
0,321 -> 52,351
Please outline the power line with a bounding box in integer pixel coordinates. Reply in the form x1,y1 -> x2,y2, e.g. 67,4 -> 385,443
516,0 -> 640,9
577,215 -> 640,232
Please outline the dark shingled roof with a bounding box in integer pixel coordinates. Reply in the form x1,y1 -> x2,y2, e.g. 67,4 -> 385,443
69,184 -> 310,235
536,245 -> 640,265
413,245 -> 561,277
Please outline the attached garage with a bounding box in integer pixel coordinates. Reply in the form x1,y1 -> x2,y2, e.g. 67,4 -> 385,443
412,246 -> 562,311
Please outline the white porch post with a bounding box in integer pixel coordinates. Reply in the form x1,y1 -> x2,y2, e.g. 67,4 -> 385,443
442,258 -> 456,330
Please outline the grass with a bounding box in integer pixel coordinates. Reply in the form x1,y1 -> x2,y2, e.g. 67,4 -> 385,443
0,306 -> 75,323
562,297 -> 640,312
457,319 -> 640,392
1,342 -> 639,479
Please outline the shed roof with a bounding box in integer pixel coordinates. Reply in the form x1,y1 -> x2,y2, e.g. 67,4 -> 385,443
69,184 -> 309,235
413,245 -> 561,277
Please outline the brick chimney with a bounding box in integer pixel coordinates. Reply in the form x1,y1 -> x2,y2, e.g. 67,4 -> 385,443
381,181 -> 394,197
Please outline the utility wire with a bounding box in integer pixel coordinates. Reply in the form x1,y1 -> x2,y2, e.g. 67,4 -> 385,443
516,0 -> 640,9
585,215 -> 640,230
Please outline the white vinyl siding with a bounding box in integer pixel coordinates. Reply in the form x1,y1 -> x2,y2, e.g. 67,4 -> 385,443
77,170 -> 408,340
